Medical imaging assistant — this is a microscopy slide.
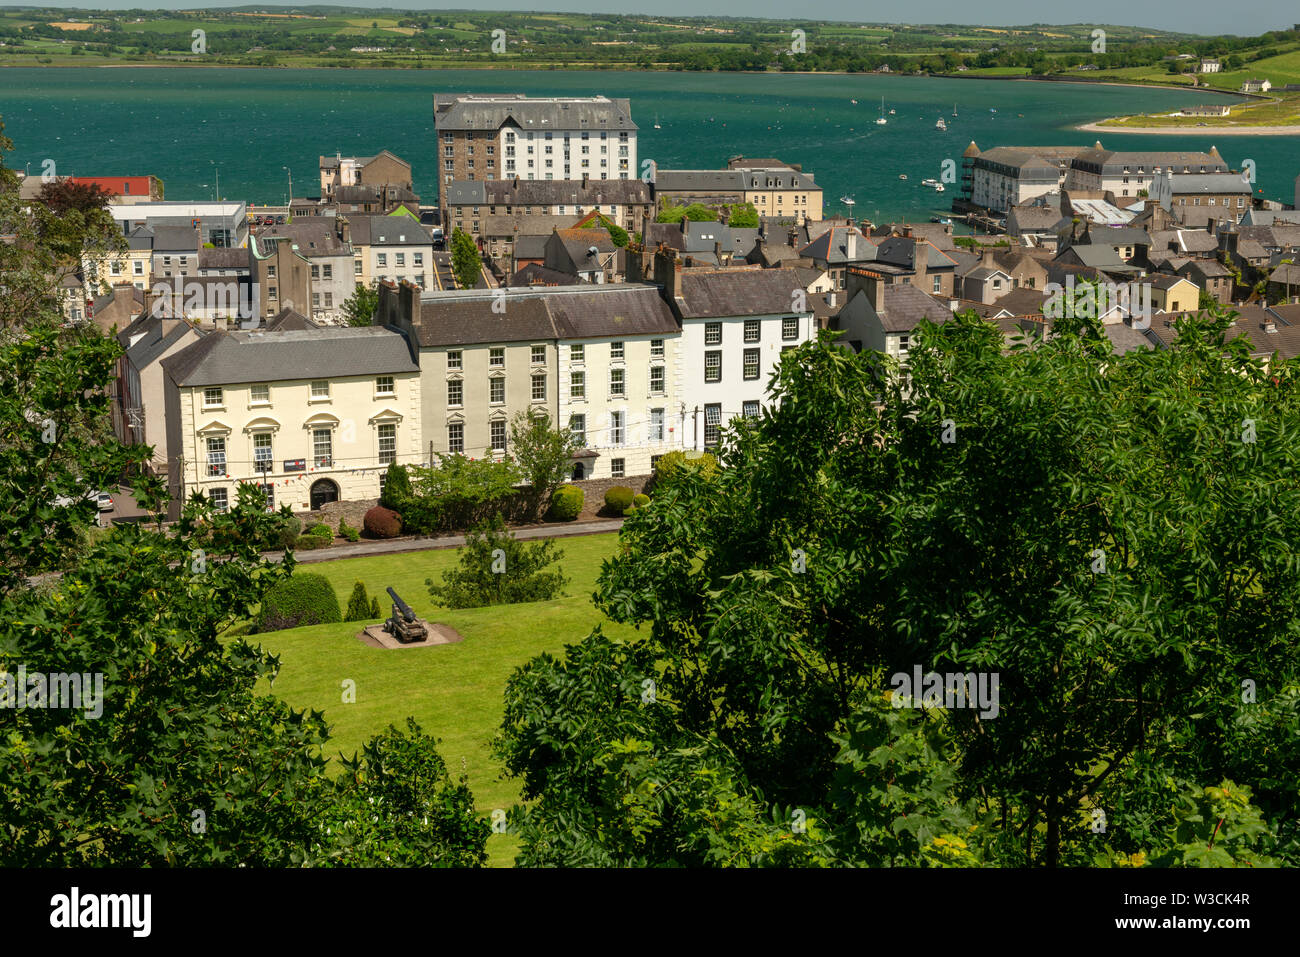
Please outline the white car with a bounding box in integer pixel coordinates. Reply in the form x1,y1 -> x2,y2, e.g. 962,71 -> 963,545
92,492 -> 114,512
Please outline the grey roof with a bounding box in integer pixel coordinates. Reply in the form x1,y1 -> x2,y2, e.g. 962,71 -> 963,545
198,247 -> 251,270
481,178 -> 652,207
119,314 -> 206,370
990,288 -> 1049,317
974,147 -> 1080,182
334,184 -> 419,206
1146,304 -> 1300,359
1177,258 -> 1231,278
412,284 -> 676,347
254,218 -> 350,258
513,235 -> 551,259
444,181 -> 487,206
1148,274 -> 1196,290
1071,148 -> 1228,175
434,94 -> 636,133
1150,228 -> 1219,254
482,214 -> 580,239
509,263 -> 581,287
1103,322 -> 1154,355
150,225 -> 201,253
800,226 -> 876,266
164,326 -> 418,387
676,268 -> 813,319
1165,173 -> 1252,195
347,216 -> 432,247
874,236 -> 959,270
878,284 -> 953,333
657,167 -> 819,192
263,306 -> 320,331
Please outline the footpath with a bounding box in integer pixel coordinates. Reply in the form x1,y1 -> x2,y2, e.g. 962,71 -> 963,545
270,517 -> 625,565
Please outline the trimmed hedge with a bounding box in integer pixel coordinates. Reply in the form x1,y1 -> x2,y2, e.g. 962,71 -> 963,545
275,515 -> 302,550
632,493 -> 650,508
256,572 -> 342,632
604,486 -> 634,515
338,518 -> 361,542
364,505 -> 403,539
549,484 -> 584,522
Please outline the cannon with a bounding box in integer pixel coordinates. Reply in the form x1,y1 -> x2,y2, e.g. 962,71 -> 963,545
383,587 -> 428,643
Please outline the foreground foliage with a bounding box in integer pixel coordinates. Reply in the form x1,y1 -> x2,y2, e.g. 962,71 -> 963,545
496,312 -> 1300,867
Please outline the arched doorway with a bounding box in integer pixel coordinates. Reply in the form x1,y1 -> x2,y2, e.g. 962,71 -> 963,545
310,479 -> 339,511
571,462 -> 585,481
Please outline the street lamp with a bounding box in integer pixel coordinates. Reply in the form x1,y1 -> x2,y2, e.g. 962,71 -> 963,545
282,166 -> 293,214
210,160 -> 220,202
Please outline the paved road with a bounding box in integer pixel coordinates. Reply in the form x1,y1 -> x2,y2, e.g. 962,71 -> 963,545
431,252 -> 456,290
272,517 -> 624,565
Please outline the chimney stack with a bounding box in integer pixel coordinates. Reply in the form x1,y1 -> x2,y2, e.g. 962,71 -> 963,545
913,240 -> 930,294
714,240 -> 723,264
582,172 -> 590,189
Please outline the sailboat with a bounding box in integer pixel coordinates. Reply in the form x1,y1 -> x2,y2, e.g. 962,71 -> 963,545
653,113 -> 661,129
850,98 -> 858,105
936,117 -> 947,131
953,103 -> 958,117
875,96 -> 888,125
840,195 -> 856,208
889,107 -> 896,115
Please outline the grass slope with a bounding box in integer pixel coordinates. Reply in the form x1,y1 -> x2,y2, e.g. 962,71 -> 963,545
244,530 -> 628,867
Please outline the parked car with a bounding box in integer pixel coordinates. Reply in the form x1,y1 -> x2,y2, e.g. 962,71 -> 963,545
93,492 -> 113,512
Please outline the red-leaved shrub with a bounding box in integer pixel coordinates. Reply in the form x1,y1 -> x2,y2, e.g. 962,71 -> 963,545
363,505 -> 403,539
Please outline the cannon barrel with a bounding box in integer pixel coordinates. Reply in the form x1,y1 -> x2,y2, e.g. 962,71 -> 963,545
386,586 -> 416,622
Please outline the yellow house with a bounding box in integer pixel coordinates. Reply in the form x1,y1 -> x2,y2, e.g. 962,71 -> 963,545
161,326 -> 422,518
1149,275 -> 1200,314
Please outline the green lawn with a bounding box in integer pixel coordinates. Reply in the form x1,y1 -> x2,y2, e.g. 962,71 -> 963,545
242,530 -> 630,867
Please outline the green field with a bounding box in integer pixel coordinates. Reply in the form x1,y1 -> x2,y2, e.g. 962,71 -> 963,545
241,531 -> 628,867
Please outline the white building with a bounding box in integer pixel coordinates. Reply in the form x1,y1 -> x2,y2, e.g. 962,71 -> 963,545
434,93 -> 638,187
662,262 -> 817,451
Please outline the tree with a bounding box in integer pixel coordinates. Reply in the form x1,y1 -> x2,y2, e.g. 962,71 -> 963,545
495,314 -> 1300,867
727,202 -> 760,228
427,514 -> 569,609
449,227 -> 481,289
345,580 -> 378,621
508,409 -> 582,522
341,282 -> 379,326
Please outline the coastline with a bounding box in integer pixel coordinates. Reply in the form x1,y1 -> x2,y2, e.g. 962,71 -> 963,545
1077,120 -> 1300,136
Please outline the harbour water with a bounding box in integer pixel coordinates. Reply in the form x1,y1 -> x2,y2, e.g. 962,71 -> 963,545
1,67 -> 1283,223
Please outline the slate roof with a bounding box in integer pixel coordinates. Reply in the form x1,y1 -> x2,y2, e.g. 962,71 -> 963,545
482,178 -> 652,207
198,247 -> 252,270
347,216 -> 432,247
1165,173 -> 1252,195
509,263 -> 580,287
799,226 -> 876,265
1146,304 -> 1300,359
163,326 -> 418,387
412,284 -> 677,347
1177,258 -> 1231,279
877,284 -> 953,333
989,288 -> 1049,317
263,307 -> 320,331
254,218 -> 349,256
676,268 -> 812,319
150,226 -> 201,252
119,314 -> 206,370
513,235 -> 551,259
434,94 -> 636,132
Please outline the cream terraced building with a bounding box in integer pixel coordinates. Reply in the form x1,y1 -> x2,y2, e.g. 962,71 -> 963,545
378,282 -> 684,479
160,326 -> 422,519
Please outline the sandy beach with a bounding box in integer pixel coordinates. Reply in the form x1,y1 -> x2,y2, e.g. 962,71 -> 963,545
1077,120 -> 1300,136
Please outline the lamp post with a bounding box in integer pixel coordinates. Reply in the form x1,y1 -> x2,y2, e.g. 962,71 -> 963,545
282,166 -> 293,216
209,160 -> 220,202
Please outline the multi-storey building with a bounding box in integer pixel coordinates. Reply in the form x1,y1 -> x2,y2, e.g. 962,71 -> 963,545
1067,147 -> 1230,199
433,93 -> 638,199
443,175 -> 652,241
160,326 -> 422,518
252,218 -> 354,323
1149,169 -> 1253,223
962,144 -> 1088,213
318,150 -> 413,203
347,214 -> 434,289
653,255 -> 817,452
655,158 -> 824,222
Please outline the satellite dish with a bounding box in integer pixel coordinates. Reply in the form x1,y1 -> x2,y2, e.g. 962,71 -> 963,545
587,245 -> 599,257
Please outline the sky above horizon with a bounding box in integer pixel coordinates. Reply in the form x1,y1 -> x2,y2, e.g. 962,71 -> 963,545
0,2 -> 1287,38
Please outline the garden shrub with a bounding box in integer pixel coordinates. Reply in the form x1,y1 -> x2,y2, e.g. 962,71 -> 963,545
604,486 -> 634,515
380,463 -> 414,512
294,534 -> 328,550
304,522 -> 333,541
275,514 -> 302,550
338,518 -> 361,542
549,485 -> 584,522
345,580 -> 377,622
364,505 -> 403,539
632,493 -> 650,508
255,572 -> 342,632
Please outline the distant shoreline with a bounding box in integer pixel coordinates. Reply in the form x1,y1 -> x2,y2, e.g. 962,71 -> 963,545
1076,121 -> 1300,136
